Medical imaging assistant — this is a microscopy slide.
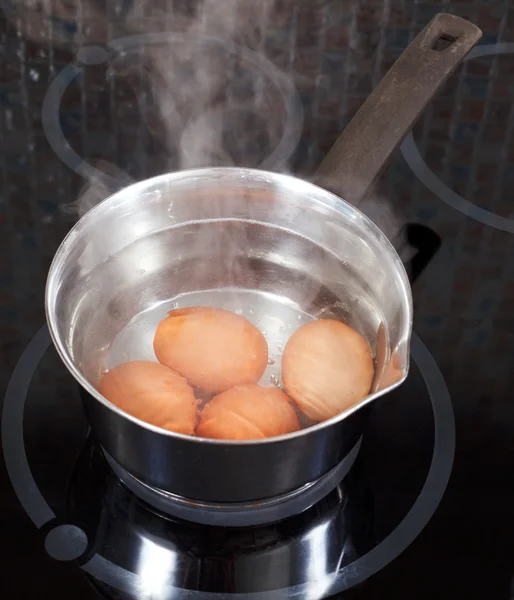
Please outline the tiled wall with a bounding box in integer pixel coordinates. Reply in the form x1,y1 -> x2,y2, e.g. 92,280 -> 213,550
1,0 -> 513,423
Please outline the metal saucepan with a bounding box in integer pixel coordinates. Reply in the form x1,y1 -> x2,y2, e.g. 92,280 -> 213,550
46,14 -> 481,503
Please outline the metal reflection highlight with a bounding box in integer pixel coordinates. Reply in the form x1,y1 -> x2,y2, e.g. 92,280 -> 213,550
136,535 -> 179,599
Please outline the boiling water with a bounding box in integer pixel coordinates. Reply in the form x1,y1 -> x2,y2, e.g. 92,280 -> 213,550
71,221 -> 387,387
105,289 -> 316,387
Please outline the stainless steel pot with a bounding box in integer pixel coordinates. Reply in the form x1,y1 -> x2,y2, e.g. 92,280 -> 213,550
46,14 -> 481,503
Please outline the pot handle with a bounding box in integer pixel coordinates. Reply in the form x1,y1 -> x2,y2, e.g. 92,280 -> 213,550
313,13 -> 482,205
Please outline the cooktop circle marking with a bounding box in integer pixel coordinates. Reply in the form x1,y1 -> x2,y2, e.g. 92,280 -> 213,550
401,43 -> 514,234
1,325 -> 54,528
76,45 -> 109,66
41,32 -> 303,183
44,524 -> 88,562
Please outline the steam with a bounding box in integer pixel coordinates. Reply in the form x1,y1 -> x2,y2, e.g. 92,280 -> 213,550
56,0 -> 414,321
60,0 -> 297,216
61,159 -> 135,218
360,186 -> 416,263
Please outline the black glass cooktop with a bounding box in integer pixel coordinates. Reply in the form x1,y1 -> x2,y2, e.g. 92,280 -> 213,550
2,2 -> 514,598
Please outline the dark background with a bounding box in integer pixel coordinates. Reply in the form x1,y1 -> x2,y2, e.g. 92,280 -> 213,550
0,0 -> 513,598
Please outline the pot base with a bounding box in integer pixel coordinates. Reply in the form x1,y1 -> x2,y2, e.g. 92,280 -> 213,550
103,437 -> 362,527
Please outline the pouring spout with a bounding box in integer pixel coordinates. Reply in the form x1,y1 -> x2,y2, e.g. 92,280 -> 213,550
370,322 -> 411,395
375,347 -> 410,393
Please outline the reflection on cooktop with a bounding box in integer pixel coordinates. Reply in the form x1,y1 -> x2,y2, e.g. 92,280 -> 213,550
67,437 -> 375,598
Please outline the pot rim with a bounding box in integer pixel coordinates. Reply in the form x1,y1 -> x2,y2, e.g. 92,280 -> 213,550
45,166 -> 413,446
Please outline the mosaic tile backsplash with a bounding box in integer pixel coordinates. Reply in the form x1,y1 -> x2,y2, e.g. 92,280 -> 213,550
0,0 -> 513,435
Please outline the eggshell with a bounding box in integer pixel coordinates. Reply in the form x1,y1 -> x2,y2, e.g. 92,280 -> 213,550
98,360 -> 197,435
197,384 -> 300,440
282,319 -> 374,422
153,307 -> 268,393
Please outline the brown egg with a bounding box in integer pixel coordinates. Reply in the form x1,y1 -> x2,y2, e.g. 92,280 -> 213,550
98,360 -> 197,435
282,319 -> 374,422
153,307 -> 268,393
197,384 -> 300,440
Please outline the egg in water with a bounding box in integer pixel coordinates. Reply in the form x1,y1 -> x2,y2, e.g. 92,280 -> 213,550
153,306 -> 268,393
98,360 -> 198,435
282,319 -> 374,422
197,383 -> 300,440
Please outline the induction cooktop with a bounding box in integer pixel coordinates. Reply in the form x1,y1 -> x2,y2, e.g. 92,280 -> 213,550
2,3 -> 514,598
1,320 -> 453,599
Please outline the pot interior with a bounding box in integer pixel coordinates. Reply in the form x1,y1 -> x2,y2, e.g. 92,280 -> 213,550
46,168 -> 412,420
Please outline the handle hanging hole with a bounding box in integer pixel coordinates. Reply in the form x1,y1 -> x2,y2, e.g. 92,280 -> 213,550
432,34 -> 457,51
